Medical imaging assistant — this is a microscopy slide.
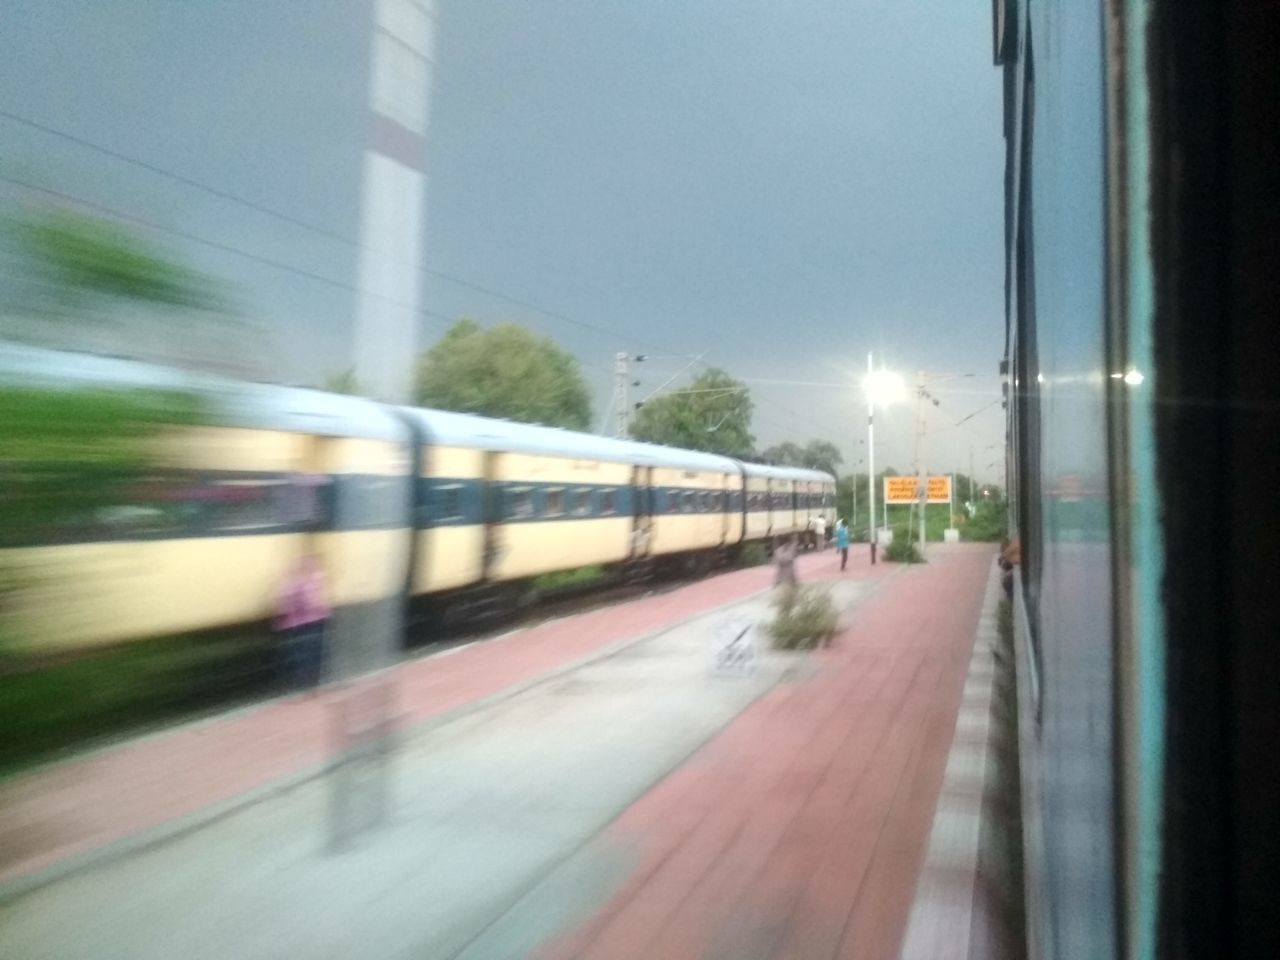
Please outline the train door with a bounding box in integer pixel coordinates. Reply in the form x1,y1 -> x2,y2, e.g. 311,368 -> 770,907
766,478 -> 775,539
718,473 -> 730,546
630,464 -> 653,557
300,433 -> 411,678
480,449 -> 501,581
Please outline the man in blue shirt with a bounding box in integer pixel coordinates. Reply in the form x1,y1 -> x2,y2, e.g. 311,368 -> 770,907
835,518 -> 850,571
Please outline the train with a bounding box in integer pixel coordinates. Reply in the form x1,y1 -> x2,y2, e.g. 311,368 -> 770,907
0,343 -> 834,677
994,2 -> 1278,959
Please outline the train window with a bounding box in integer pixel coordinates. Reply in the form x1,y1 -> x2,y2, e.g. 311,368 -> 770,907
683,491 -> 695,513
544,487 -> 564,518
507,487 -> 534,520
433,483 -> 465,522
600,489 -> 617,515
207,479 -> 283,531
570,489 -> 592,517
281,476 -> 329,528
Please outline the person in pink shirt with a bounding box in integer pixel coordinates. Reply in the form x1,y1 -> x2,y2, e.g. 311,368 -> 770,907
274,552 -> 331,692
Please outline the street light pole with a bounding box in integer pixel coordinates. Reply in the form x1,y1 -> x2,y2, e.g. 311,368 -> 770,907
916,370 -> 927,556
867,352 -> 877,564
852,459 -> 858,534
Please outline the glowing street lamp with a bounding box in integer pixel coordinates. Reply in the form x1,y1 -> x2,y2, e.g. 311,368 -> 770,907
861,358 -> 906,563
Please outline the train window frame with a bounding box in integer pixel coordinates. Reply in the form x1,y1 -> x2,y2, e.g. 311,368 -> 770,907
207,478 -> 287,533
507,486 -> 535,520
600,489 -> 617,516
544,487 -> 565,518
433,482 -> 466,523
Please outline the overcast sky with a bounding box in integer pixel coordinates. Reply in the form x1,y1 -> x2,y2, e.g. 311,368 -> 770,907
0,0 -> 1005,482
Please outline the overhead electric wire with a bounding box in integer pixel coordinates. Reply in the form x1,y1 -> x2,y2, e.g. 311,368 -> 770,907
2,110 -> 1004,448
0,174 -> 457,326
0,109 -> 667,353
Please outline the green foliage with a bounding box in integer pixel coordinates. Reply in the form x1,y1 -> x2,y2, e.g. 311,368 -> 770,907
760,441 -> 803,465
884,531 -> 925,563
760,439 -> 841,476
768,585 -> 838,651
414,319 -> 592,430
0,386 -> 203,545
319,369 -> 363,396
799,440 -> 841,476
533,564 -> 606,593
0,629 -> 270,775
12,211 -> 222,312
961,498 -> 1008,542
630,368 -> 754,456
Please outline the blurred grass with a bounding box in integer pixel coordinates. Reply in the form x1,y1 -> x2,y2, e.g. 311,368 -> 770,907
768,585 -> 838,650
0,629 -> 273,777
878,500 -> 1008,543
533,564 -> 607,593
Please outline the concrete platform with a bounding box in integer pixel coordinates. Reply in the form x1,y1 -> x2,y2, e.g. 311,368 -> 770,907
0,545 -> 995,959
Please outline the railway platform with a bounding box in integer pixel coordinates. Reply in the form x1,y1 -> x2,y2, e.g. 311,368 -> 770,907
0,543 -> 1004,960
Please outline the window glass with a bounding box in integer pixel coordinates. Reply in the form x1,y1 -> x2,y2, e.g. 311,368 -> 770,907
507,487 -> 534,520
545,487 -> 564,517
433,483 -> 464,522
600,489 -> 617,515
571,489 -> 592,517
205,478 -> 284,531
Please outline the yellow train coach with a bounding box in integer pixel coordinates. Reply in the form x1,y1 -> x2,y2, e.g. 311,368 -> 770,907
1,345 -> 413,674
3,345 -> 835,668
395,408 -> 748,603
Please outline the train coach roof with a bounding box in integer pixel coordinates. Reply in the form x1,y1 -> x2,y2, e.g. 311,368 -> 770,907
0,344 -> 407,442
396,406 -> 741,473
741,462 -> 836,484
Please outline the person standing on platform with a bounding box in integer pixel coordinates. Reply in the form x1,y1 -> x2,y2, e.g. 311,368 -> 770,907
774,534 -> 798,588
835,518 -> 850,571
274,552 -> 331,694
812,513 -> 827,551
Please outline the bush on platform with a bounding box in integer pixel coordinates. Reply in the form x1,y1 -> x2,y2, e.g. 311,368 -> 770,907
736,542 -> 770,569
768,585 -> 838,651
885,533 -> 925,564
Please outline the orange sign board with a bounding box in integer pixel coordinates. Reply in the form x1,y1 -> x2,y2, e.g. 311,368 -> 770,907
883,475 -> 952,505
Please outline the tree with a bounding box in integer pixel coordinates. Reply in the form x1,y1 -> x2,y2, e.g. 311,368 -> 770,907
760,441 -> 804,466
13,211 -> 222,313
800,440 -> 842,476
760,439 -> 842,474
319,369 -> 362,396
629,368 -> 754,456
413,319 -> 592,430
